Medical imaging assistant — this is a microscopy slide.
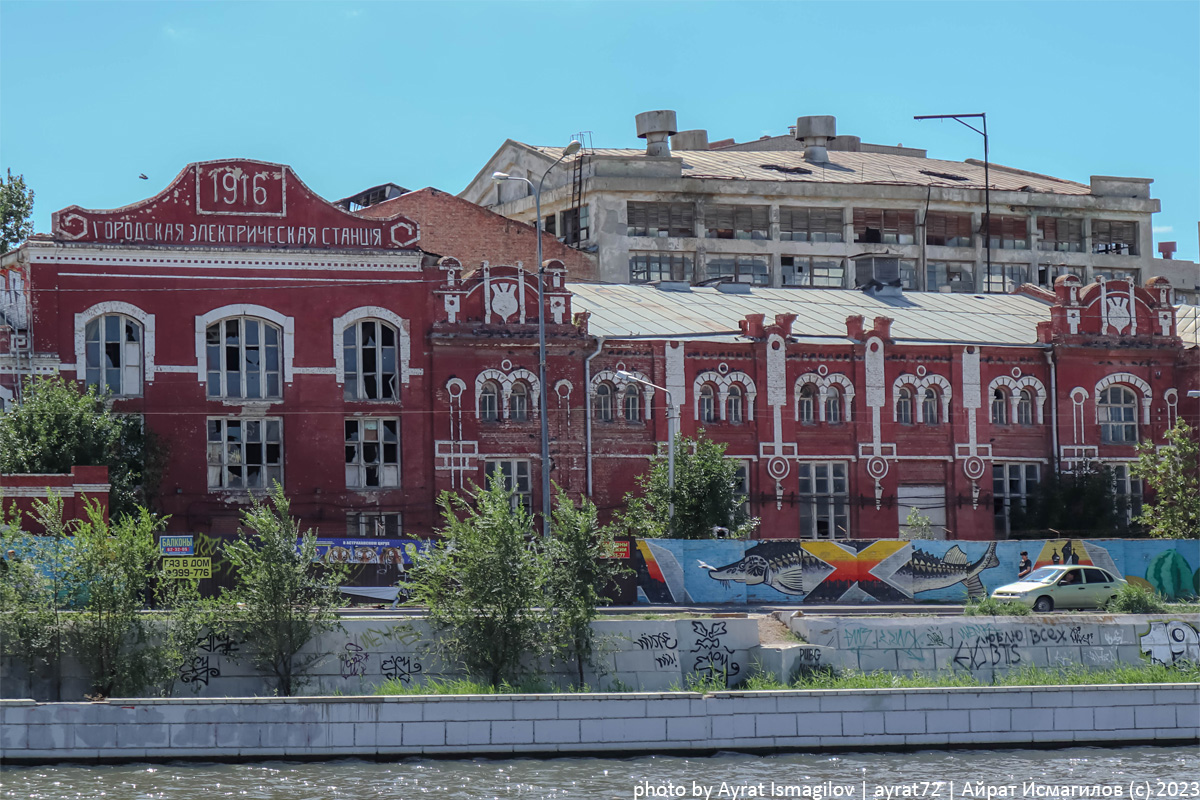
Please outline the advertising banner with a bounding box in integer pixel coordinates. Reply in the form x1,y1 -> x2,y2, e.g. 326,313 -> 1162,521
305,538 -> 430,566
159,535 -> 194,556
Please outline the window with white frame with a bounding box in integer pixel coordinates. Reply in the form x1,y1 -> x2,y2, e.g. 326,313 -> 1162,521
991,388 -> 1010,425
594,381 -> 615,423
347,511 -> 402,538
485,459 -> 532,513
896,386 -> 914,425
993,462 -> 1040,536
85,314 -> 143,396
206,317 -> 282,399
1098,385 -> 1138,444
623,385 -> 641,422
207,418 -> 282,490
1110,463 -> 1143,522
343,319 -> 399,401
509,381 -> 530,422
922,387 -> 941,425
825,386 -> 843,424
479,380 -> 500,422
798,384 -> 816,424
1017,389 -> 1034,426
726,384 -> 745,424
345,418 -> 400,489
797,462 -> 848,540
698,384 -> 717,424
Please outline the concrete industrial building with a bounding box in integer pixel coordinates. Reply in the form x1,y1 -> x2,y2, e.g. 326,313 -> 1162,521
461,111 -> 1199,302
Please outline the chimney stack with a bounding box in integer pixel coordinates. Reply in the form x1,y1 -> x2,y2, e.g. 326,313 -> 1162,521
672,129 -> 709,151
795,115 -> 836,163
1158,241 -> 1177,260
636,110 -> 679,157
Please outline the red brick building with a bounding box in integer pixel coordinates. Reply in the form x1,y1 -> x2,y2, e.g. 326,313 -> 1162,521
1,159 -> 1195,543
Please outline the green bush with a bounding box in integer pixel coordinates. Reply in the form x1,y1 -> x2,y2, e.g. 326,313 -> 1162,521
1105,582 -> 1168,614
963,596 -> 1031,617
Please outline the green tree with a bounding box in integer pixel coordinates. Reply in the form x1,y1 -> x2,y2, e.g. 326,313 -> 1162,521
902,507 -> 936,540
1131,420 -> 1200,539
1011,461 -> 1131,537
1,168 -> 35,252
68,501 -> 168,698
216,484 -> 346,696
547,488 -> 629,686
0,375 -> 163,518
619,432 -> 756,539
406,477 -> 550,688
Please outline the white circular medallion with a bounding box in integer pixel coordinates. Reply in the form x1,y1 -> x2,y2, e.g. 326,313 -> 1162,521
500,359 -> 513,372
817,364 -> 828,377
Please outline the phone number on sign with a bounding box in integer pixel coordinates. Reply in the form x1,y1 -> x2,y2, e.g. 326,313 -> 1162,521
162,557 -> 211,579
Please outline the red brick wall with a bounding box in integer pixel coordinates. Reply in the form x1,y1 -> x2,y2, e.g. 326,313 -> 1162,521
0,466 -> 109,533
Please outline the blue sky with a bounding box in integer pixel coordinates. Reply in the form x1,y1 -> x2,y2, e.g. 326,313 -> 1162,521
2,1 -> 1197,259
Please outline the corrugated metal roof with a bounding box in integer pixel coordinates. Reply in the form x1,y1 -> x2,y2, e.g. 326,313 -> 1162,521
571,284 -> 1052,345
532,145 -> 1088,195
1178,304 -> 1199,347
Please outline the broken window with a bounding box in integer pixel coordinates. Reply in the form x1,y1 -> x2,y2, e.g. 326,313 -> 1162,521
629,251 -> 692,283
542,213 -> 556,236
926,261 -> 975,293
779,207 -> 844,242
346,511 -> 402,538
925,212 -> 973,247
1037,217 -> 1083,252
853,209 -> 916,245
345,418 -> 400,489
85,314 -> 143,396
343,319 -> 399,401
899,259 -> 919,290
983,215 -> 1029,250
627,202 -> 695,237
797,462 -> 848,540
993,462 -> 1040,536
782,256 -> 843,288
706,254 -> 769,285
206,317 -> 282,400
485,459 -> 532,513
705,205 -> 769,240
981,264 -> 1031,293
1092,220 -> 1138,255
563,205 -> 588,244
207,417 -> 282,491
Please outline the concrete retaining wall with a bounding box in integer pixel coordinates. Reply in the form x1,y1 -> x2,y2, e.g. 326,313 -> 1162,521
2,684 -> 1196,763
790,614 -> 1200,679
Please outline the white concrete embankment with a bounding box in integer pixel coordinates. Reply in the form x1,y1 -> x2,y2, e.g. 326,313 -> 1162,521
2,684 -> 1196,764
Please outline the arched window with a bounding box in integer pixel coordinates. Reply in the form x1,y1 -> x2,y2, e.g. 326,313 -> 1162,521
798,384 -> 816,424
509,381 -> 529,421
727,384 -> 745,424
896,386 -> 914,425
479,380 -> 500,422
343,319 -> 398,401
699,384 -> 716,424
623,385 -> 641,422
85,314 -> 143,396
922,387 -> 940,425
1017,389 -> 1034,426
991,388 -> 1009,425
825,386 -> 843,424
594,382 -> 614,423
206,317 -> 282,399
1099,385 -> 1138,444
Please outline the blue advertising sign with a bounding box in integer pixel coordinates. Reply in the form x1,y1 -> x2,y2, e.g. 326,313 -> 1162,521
302,538 -> 430,566
159,535 -> 194,556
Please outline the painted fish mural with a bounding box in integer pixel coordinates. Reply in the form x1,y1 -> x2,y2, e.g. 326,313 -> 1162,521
702,542 -> 835,596
895,542 -> 999,598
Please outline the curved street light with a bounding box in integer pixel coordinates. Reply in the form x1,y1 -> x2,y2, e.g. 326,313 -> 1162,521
492,139 -> 582,536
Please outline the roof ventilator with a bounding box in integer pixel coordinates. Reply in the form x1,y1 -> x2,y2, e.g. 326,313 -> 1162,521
795,115 -> 836,163
854,255 -> 904,298
636,110 -> 678,157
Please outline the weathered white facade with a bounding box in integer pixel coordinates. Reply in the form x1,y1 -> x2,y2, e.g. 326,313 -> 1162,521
461,112 -> 1198,301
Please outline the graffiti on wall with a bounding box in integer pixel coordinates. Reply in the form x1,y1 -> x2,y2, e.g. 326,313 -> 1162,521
632,537 -> 1199,605
688,621 -> 740,685
1139,621 -> 1200,666
179,631 -> 239,687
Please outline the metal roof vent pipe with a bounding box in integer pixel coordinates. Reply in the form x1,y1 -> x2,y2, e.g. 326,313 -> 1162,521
636,110 -> 678,157
795,115 -> 836,163
672,129 -> 709,151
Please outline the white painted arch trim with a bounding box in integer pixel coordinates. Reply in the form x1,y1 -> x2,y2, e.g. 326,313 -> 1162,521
1094,372 -> 1152,425
331,306 -> 418,388
693,370 -> 757,422
892,373 -> 952,424
475,367 -> 540,420
73,301 -> 156,384
794,372 -> 855,423
987,375 -> 1048,424
194,304 -> 295,385
591,369 -> 655,421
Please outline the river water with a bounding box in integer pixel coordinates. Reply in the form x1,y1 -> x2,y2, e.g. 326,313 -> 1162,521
3,747 -> 1198,800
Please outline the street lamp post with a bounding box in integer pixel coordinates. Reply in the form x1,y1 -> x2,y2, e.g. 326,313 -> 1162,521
914,113 -> 990,291
616,371 -> 676,529
492,139 -> 582,537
